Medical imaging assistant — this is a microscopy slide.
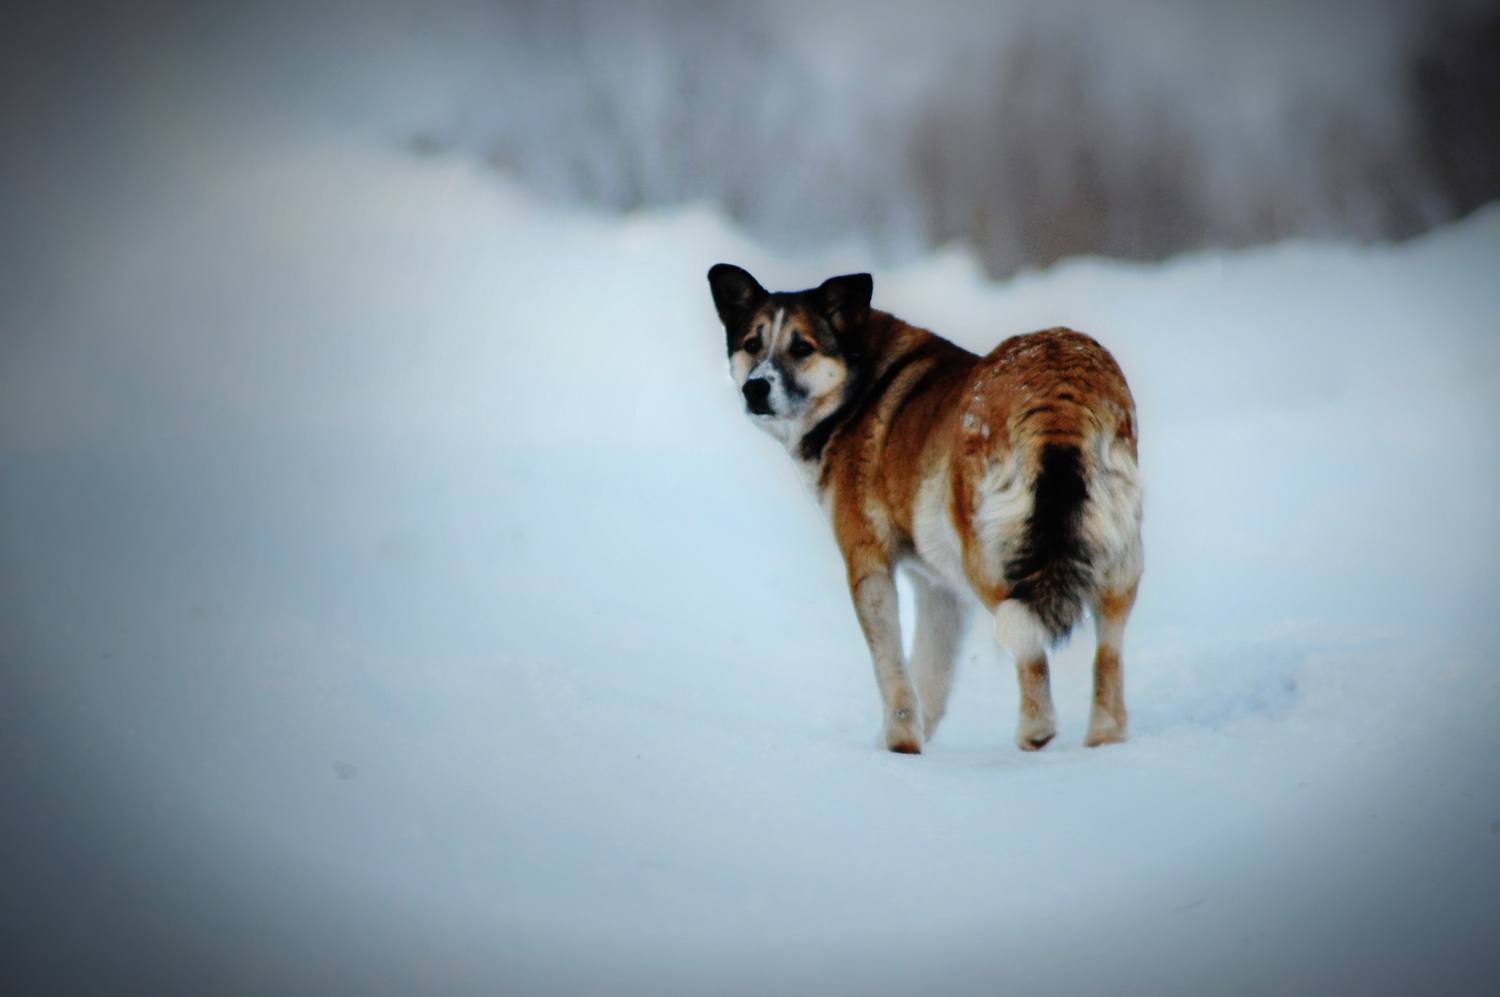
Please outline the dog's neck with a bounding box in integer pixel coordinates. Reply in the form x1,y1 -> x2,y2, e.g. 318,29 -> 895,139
792,311 -> 916,464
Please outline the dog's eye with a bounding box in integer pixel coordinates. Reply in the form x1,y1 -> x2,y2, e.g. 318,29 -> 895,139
788,338 -> 815,359
742,336 -> 762,354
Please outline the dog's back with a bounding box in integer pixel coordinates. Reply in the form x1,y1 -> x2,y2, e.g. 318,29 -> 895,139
818,322 -> 1140,630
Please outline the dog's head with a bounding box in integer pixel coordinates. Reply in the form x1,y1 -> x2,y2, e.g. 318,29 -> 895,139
707,264 -> 872,445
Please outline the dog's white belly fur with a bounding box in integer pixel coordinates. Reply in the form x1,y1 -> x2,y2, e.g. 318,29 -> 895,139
910,468 -> 982,595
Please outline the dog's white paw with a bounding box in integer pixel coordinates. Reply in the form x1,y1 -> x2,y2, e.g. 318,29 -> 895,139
884,707 -> 923,754
1084,710 -> 1127,747
1015,714 -> 1057,751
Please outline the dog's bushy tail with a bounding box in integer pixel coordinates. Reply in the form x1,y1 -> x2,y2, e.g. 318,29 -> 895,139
1004,443 -> 1092,642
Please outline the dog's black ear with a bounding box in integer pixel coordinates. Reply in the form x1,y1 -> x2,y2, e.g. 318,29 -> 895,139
708,264 -> 768,328
815,273 -> 873,336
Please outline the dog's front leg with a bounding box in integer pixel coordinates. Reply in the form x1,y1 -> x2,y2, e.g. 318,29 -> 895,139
849,570 -> 923,754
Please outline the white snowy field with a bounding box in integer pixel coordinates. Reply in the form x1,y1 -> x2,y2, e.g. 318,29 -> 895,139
4,131 -> 1500,995
3,11 -> 1500,997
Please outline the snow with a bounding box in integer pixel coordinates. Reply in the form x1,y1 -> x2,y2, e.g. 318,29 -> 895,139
3,7 -> 1500,997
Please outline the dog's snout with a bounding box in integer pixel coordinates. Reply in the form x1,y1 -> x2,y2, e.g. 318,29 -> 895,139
742,377 -> 774,414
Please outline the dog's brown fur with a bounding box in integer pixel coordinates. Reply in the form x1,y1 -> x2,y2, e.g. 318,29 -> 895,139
709,265 -> 1143,754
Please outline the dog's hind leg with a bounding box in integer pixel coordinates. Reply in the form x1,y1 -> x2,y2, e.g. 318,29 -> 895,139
850,570 -> 924,754
909,573 -> 967,741
1085,582 -> 1137,747
994,599 -> 1056,750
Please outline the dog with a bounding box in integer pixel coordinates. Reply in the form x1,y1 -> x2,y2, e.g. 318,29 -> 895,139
708,264 -> 1143,754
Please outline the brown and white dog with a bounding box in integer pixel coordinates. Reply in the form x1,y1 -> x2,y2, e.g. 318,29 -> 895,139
708,264 -> 1143,754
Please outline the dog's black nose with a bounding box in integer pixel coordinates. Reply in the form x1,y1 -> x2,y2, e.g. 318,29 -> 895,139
743,378 -> 773,414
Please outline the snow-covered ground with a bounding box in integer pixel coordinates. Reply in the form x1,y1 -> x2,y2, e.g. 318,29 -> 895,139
3,8 -> 1500,997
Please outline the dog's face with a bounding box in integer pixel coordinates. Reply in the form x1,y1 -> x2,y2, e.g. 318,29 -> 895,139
708,264 -> 873,446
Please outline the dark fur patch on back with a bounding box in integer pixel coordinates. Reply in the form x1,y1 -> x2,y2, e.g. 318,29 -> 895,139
1005,444 -> 1092,641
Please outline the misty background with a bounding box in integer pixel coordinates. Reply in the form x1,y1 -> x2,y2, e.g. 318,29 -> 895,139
5,0 -> 1500,282
428,0 -> 1500,273
2,2 -> 1499,995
